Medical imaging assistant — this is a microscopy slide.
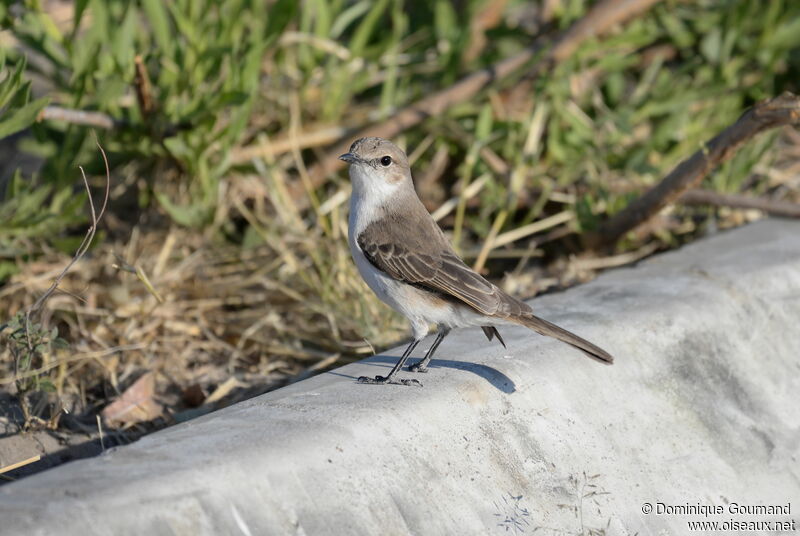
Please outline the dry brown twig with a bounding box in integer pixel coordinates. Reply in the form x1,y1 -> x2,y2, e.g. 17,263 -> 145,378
589,92 -> 800,248
299,0 -> 662,203
678,189 -> 800,218
134,55 -> 155,120
27,138 -> 110,319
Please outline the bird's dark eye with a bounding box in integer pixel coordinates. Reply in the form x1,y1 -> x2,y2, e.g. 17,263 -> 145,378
380,156 -> 392,167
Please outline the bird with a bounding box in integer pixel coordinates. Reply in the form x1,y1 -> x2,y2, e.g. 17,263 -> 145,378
340,137 -> 614,386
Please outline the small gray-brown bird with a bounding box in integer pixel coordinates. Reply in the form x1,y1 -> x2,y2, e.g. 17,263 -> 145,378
340,137 -> 613,386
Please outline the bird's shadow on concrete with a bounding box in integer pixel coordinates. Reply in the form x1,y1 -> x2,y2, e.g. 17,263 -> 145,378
328,355 -> 516,394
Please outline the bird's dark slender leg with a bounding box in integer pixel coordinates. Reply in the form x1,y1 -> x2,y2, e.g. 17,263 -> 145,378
409,329 -> 450,373
358,339 -> 422,386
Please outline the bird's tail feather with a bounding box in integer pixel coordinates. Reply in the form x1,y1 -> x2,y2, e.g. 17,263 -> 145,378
509,313 -> 614,364
481,326 -> 507,348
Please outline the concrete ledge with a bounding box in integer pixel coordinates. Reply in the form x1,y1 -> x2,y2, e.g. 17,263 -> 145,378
2,220 -> 799,534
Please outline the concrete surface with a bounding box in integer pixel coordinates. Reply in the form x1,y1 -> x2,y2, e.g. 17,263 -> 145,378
1,219 -> 799,535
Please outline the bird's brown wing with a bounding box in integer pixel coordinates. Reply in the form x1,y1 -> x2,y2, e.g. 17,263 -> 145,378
357,216 -> 525,316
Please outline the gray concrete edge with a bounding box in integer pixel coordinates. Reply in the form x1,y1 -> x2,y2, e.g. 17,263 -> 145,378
1,219 -> 799,535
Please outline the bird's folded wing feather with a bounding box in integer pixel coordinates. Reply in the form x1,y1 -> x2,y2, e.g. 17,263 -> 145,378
359,237 -> 512,316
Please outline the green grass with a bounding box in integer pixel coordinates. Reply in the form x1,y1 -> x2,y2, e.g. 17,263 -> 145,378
2,1 -> 798,239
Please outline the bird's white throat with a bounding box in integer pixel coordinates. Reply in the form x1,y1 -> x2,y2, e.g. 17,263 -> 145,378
348,163 -> 400,239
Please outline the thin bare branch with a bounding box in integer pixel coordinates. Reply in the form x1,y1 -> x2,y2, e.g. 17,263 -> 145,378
93,134 -> 111,222
28,141 -> 111,316
679,189 -> 800,218
588,92 -> 800,248
572,242 -> 660,271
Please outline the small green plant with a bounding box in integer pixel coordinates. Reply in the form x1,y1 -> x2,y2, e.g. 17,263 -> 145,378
0,312 -> 68,428
0,53 -> 79,278
0,53 -> 48,139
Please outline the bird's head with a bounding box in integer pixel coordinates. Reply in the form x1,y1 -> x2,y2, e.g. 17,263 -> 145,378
339,137 -> 413,200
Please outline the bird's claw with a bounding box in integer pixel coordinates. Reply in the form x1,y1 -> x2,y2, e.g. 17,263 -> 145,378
357,375 -> 384,384
408,362 -> 429,373
357,375 -> 422,387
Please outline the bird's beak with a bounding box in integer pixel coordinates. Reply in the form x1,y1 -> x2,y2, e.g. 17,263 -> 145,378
339,152 -> 358,164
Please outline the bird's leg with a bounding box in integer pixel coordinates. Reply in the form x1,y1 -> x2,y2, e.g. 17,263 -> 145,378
409,329 -> 450,373
358,339 -> 422,386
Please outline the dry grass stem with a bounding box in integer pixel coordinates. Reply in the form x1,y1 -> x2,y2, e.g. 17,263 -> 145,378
0,455 -> 41,475
492,211 -> 574,249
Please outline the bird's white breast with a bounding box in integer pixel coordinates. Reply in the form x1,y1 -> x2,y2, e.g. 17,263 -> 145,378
348,185 -> 404,310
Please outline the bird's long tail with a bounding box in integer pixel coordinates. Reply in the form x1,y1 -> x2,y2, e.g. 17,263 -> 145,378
509,313 -> 614,364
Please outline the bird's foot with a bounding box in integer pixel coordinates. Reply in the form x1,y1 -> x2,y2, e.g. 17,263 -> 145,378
407,362 -> 429,373
357,375 -> 422,387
